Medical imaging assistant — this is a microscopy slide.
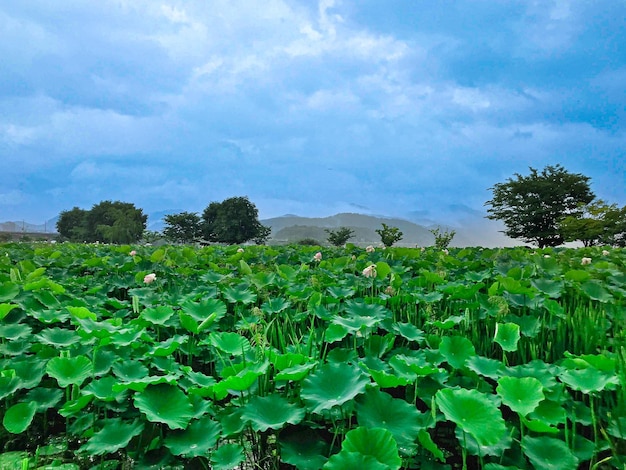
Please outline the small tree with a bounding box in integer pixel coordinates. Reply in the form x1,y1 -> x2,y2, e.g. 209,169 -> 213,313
376,223 -> 403,247
430,226 -> 456,250
163,212 -> 202,244
561,201 -> 626,247
325,227 -> 355,247
56,207 -> 89,242
485,165 -> 595,248
201,196 -> 270,245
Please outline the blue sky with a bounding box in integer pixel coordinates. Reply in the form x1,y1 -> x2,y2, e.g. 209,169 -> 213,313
1,0 -> 624,228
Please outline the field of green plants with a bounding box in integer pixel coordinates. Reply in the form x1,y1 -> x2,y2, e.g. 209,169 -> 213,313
0,242 -> 624,469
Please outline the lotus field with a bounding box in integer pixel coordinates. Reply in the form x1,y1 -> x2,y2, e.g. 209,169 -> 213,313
1,242 -> 625,470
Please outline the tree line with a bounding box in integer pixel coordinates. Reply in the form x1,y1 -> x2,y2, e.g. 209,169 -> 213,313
56,165 -> 624,247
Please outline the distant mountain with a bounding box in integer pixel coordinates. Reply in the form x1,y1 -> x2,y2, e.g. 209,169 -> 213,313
0,217 -> 58,233
261,212 -> 517,248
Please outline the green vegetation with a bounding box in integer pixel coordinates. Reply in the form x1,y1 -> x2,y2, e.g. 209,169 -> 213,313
376,223 -> 403,247
486,165 -> 596,247
325,227 -> 355,247
201,196 -> 270,244
56,201 -> 147,244
0,242 -> 624,469
430,227 -> 456,250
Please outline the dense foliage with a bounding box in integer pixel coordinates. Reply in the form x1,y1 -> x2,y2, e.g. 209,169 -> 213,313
376,223 -> 403,247
201,196 -> 271,245
325,227 -> 355,247
56,201 -> 147,244
0,242 -> 624,469
560,201 -> 626,247
486,165 -> 595,247
163,212 -> 203,244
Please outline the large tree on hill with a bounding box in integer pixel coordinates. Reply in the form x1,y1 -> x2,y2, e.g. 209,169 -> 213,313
201,196 -> 270,244
485,165 -> 595,248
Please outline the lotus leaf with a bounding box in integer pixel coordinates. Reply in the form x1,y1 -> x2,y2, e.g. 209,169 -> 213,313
208,332 -> 251,355
301,362 -> 370,414
46,355 -> 93,388
435,388 -> 507,447
25,387 -> 63,411
0,303 -> 19,321
279,427 -> 328,470
356,388 -> 424,451
558,368 -> 618,394
3,402 -> 37,434
36,327 -> 81,347
133,384 -> 194,429
79,419 -> 144,455
242,394 -> 305,432
493,322 -> 520,352
164,416 -> 221,457
521,435 -> 578,470
580,280 -> 613,302
0,323 -> 31,340
261,297 -> 291,314
324,427 -> 402,470
439,336 -> 476,369
210,443 -> 245,470
496,376 -> 544,416
222,284 -> 257,304
141,305 -> 175,325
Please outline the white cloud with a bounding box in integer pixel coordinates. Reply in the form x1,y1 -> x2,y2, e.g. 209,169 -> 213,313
0,190 -> 26,206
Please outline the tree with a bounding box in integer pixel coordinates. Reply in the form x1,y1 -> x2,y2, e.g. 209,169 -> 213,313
325,227 -> 355,247
376,223 -> 403,247
430,226 -> 456,250
201,196 -> 270,245
561,201 -> 626,247
485,165 -> 595,248
56,207 -> 89,242
163,212 -> 202,244
87,201 -> 147,244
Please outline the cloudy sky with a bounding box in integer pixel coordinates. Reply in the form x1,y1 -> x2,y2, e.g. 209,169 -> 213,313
1,1 -> 625,229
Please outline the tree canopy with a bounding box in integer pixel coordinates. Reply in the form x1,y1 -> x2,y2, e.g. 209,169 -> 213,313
57,201 -> 147,244
163,212 -> 202,244
201,196 -> 270,245
485,165 -> 595,248
560,201 -> 626,247
325,227 -> 355,247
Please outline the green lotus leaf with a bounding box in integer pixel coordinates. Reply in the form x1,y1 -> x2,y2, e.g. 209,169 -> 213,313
58,395 -> 93,417
367,368 -> 411,388
275,362 -> 317,382
222,284 -> 257,304
324,323 -> 349,343
134,384 -> 194,430
418,430 -> 445,462
435,388 -> 507,447
46,356 -> 93,388
324,452 -> 387,470
455,425 -> 513,457
215,407 -> 246,437
208,332 -> 251,355
343,301 -> 390,323
439,336 -> 476,369
36,327 -> 81,347
483,465 -> 523,470
301,362 -> 370,414
325,427 -> 402,470
79,419 -> 144,455
12,357 -> 46,389
210,443 -> 246,470
531,279 -> 564,298
356,388 -> 424,451
82,376 -> 127,401
112,360 -> 149,381
3,402 -> 37,434
28,308 -> 69,324
182,298 -> 227,330
150,335 -> 187,357
494,322 -> 520,352
558,368 -> 618,394
0,282 -> 20,302
261,297 -> 291,314
0,303 -> 19,321
580,280 -> 613,303
326,285 -> 356,299
332,313 -> 381,332
25,387 -> 64,411
112,374 -> 179,393
141,305 -> 175,325
390,322 -> 425,343
528,400 -> 566,426
521,435 -> 578,470
94,349 -> 118,376
466,355 -> 504,380
496,376 -> 544,416
242,394 -> 305,432
279,427 -> 328,470
67,306 -> 97,320
164,416 -> 221,457
0,323 -> 31,340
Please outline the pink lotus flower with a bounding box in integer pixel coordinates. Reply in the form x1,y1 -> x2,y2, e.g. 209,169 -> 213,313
581,257 -> 592,265
362,264 -> 377,278
366,245 -> 375,253
144,273 -> 157,284
313,252 -> 322,262
129,250 -> 137,257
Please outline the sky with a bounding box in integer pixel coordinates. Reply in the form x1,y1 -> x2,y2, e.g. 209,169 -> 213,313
1,0 -> 625,229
